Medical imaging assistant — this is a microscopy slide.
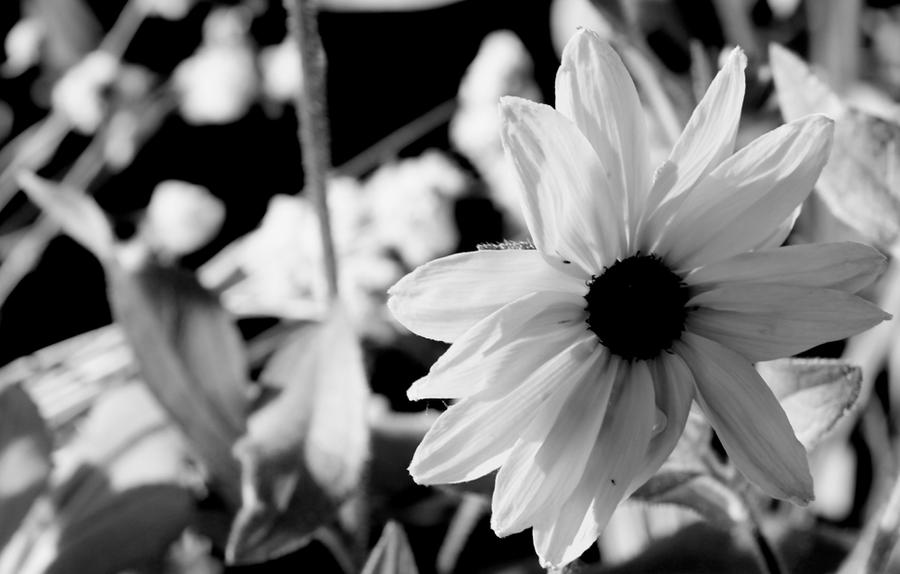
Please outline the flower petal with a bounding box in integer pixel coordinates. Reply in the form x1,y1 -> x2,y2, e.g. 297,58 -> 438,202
407,291 -> 586,401
631,352 -> 695,488
641,47 -> 747,238
531,361 -> 655,567
491,351 -> 617,536
688,283 -> 890,362
659,114 -> 834,271
675,332 -> 813,503
555,29 -> 648,233
388,249 -> 584,343
499,97 -> 625,273
408,335 -> 596,485
687,242 -> 887,294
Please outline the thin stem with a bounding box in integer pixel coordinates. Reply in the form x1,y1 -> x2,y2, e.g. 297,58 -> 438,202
840,468 -> 900,574
283,0 -> 339,300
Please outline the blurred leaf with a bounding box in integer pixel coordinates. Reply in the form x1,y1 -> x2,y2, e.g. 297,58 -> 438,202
0,385 -> 53,550
361,521 -> 419,574
107,262 -> 247,506
226,305 -> 370,564
757,359 -> 862,450
33,0 -> 101,71
16,172 -> 113,260
770,44 -> 900,248
0,384 -> 195,574
633,474 -> 746,531
436,495 -> 486,574
4,484 -> 194,574
368,397 -> 438,499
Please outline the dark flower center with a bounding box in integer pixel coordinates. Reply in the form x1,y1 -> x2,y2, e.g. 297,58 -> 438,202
585,254 -> 690,361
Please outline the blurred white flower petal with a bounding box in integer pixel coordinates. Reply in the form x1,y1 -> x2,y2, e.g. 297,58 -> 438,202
390,29 -> 889,568
259,39 -> 303,104
173,38 -> 256,125
51,51 -> 119,134
142,180 -> 226,259
3,17 -> 45,77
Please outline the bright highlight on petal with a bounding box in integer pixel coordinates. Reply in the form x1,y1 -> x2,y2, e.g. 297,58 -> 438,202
676,333 -> 814,504
387,28 -> 890,569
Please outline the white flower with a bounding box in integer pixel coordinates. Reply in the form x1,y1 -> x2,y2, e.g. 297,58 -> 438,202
142,180 -> 225,258
51,51 -> 119,134
3,17 -> 44,76
366,151 -> 467,267
259,39 -> 303,103
173,42 -> 256,125
388,30 -> 890,567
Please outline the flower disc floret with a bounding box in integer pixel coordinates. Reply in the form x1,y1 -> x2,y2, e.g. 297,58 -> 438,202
586,254 -> 690,360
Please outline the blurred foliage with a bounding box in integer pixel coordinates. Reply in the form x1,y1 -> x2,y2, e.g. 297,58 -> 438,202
4,0 -> 900,573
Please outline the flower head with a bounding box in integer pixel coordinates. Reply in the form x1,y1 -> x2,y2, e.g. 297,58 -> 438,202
388,29 -> 889,567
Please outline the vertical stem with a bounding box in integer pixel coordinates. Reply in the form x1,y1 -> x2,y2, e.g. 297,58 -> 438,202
840,468 -> 900,574
283,0 -> 339,300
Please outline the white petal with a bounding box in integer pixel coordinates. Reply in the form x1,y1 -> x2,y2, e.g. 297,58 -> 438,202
491,351 -> 617,536
499,97 -> 625,273
408,291 -> 586,401
641,47 -> 747,238
687,242 -> 887,294
531,362 -> 655,567
659,114 -> 834,271
675,332 -> 813,503
409,334 -> 596,485
688,284 -> 890,362
388,249 -> 584,343
631,352 -> 695,488
555,29 -> 648,234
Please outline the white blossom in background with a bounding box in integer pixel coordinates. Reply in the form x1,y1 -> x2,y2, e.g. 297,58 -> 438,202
173,8 -> 256,125
142,180 -> 225,259
366,151 -> 467,267
199,178 -> 402,338
259,39 -> 303,104
450,30 -> 540,233
51,51 -> 120,134
2,17 -> 44,77
137,0 -> 194,20
389,30 -> 890,567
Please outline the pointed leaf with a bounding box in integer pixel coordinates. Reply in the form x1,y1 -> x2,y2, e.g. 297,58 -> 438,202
770,45 -> 900,248
757,358 -> 862,450
106,262 -> 247,506
4,485 -> 193,574
361,522 -> 419,574
17,172 -> 114,260
227,305 -> 370,564
0,385 -> 53,550
0,384 -> 195,574
633,474 -> 747,531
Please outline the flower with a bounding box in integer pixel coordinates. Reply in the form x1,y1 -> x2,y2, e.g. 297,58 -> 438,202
387,29 -> 890,567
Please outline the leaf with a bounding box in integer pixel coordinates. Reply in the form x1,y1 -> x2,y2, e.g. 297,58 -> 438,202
226,305 -> 370,564
4,485 -> 194,574
0,385 -> 53,550
632,473 -> 747,531
361,521 -> 419,574
16,172 -> 114,260
33,0 -> 101,71
0,384 -> 195,574
757,358 -> 862,450
770,44 -> 900,248
106,262 -> 248,507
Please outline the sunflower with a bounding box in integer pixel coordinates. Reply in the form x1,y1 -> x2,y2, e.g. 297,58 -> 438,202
388,29 -> 889,567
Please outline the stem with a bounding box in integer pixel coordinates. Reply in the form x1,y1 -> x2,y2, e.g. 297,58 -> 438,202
739,511 -> 785,574
283,0 -> 339,300
840,468 -> 900,574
